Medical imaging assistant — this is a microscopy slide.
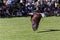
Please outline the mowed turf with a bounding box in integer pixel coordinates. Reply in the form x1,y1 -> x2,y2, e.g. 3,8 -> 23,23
0,16 -> 60,40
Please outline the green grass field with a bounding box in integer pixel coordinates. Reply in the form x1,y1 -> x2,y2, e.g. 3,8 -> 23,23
0,16 -> 60,40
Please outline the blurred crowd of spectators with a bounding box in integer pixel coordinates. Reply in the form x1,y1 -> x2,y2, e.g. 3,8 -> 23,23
0,0 -> 60,17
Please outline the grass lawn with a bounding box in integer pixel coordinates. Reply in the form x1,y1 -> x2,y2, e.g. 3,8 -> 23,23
0,16 -> 60,40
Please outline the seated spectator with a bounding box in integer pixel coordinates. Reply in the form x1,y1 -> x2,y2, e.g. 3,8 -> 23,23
17,10 -> 23,17
6,0 -> 13,5
13,0 -> 20,3
27,3 -> 34,13
0,0 -> 3,6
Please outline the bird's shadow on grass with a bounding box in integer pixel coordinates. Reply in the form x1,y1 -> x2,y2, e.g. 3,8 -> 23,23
38,29 -> 60,33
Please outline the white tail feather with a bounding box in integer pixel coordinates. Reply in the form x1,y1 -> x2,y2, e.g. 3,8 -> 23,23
28,13 -> 33,15
40,13 -> 46,18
